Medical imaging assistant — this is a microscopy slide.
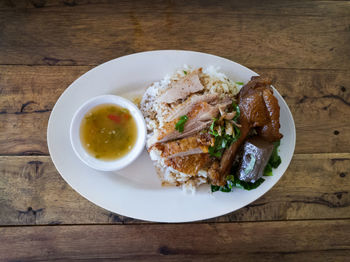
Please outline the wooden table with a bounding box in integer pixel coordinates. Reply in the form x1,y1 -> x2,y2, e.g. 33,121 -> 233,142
0,1 -> 349,261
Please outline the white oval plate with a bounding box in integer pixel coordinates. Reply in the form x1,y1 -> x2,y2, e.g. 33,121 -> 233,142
47,50 -> 296,223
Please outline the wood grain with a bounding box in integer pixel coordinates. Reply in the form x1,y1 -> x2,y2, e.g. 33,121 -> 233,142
0,220 -> 349,261
0,154 -> 349,225
0,0 -> 349,260
1,0 -> 349,16
1,66 -> 349,155
0,1 -> 349,69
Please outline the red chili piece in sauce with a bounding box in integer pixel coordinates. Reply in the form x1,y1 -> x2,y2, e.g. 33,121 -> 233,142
108,114 -> 121,123
124,114 -> 130,120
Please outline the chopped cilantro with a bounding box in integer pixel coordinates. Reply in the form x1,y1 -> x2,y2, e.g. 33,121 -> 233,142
232,102 -> 240,122
183,70 -> 187,75
208,133 -> 240,158
208,145 -> 222,158
234,125 -> 241,139
209,118 -> 219,136
175,115 -> 188,133
208,102 -> 241,158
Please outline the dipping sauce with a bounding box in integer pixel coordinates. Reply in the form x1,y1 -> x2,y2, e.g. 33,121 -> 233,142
80,104 -> 137,160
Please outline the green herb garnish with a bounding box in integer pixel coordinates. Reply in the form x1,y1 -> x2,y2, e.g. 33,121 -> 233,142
175,115 -> 188,133
232,102 -> 240,122
183,70 -> 187,75
208,133 -> 240,158
208,144 -> 223,158
270,141 -> 282,168
263,141 -> 281,176
263,163 -> 273,176
228,176 -> 265,191
211,185 -> 220,192
211,175 -> 265,192
235,81 -> 244,85
208,102 -> 241,158
209,118 -> 219,136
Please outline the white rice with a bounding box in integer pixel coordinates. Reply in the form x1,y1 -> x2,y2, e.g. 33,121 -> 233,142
140,65 -> 241,193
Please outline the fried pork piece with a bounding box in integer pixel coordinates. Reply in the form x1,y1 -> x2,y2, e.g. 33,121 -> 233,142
209,76 -> 283,186
158,69 -> 204,103
152,133 -> 214,159
157,100 -> 231,142
164,154 -> 212,176
164,93 -> 219,122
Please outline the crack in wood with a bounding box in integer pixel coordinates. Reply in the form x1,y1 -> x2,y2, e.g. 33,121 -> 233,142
247,202 -> 267,208
30,0 -> 46,8
108,213 -> 124,223
49,220 -> 62,225
159,246 -> 179,255
291,192 -> 349,209
3,0 -> 15,8
296,94 -> 350,107
250,248 -> 350,255
42,57 -> 76,66
20,101 -> 36,113
16,150 -> 46,156
63,0 -> 77,7
322,94 -> 350,107
331,158 -> 350,162
28,160 -> 43,175
339,172 -> 347,178
322,103 -> 331,111
14,109 -> 51,115
17,207 -> 44,224
298,95 -> 308,104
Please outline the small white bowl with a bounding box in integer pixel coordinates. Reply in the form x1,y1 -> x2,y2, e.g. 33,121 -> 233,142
70,95 -> 146,171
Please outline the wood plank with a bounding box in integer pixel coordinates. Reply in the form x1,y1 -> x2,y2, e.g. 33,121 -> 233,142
0,154 -> 349,225
1,0 -> 349,17
0,66 -> 87,155
1,66 -> 349,155
0,220 -> 349,261
0,2 -> 349,68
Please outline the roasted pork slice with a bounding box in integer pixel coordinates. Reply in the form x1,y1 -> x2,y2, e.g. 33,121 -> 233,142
256,88 -> 282,142
164,154 -> 212,176
238,76 -> 272,99
165,94 -> 219,122
157,100 -> 232,143
158,70 -> 204,104
152,133 -> 214,159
